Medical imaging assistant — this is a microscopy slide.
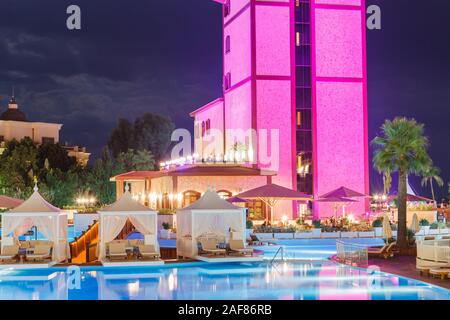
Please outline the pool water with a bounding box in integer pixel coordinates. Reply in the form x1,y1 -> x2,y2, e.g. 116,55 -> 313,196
0,261 -> 448,300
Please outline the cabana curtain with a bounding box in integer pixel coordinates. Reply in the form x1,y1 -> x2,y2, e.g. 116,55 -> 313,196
99,213 -> 158,260
99,215 -> 128,259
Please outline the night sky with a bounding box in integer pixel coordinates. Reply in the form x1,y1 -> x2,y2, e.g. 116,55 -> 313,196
0,0 -> 449,199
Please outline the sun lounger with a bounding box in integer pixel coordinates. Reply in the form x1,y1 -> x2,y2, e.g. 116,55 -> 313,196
368,242 -> 397,259
248,234 -> 275,246
200,239 -> 226,256
229,240 -> 254,256
108,242 -> 127,260
0,245 -> 19,263
429,268 -> 450,280
416,265 -> 431,276
138,244 -> 160,260
26,245 -> 52,262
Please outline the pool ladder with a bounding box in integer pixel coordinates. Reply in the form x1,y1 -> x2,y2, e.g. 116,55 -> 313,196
270,246 -> 285,264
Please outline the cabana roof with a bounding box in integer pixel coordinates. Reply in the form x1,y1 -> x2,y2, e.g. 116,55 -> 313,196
8,187 -> 60,214
183,190 -> 242,211
0,195 -> 23,209
100,188 -> 155,213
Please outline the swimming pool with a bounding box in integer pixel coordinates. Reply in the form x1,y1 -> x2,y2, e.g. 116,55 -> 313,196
0,261 -> 448,300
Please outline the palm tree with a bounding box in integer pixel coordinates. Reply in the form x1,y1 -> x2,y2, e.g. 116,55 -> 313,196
421,166 -> 444,203
372,118 -> 432,249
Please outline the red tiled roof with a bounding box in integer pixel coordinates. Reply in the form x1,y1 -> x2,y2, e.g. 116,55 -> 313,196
0,195 -> 24,209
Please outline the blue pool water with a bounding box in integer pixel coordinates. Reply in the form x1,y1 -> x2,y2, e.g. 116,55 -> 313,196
0,261 -> 448,300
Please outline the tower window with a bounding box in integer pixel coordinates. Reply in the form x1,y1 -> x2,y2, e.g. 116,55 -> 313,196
224,0 -> 231,18
225,36 -> 231,54
42,137 -> 55,145
224,73 -> 231,91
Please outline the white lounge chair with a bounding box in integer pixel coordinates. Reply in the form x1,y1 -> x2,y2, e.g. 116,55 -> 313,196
107,243 -> 127,260
429,268 -> 450,280
229,240 -> 254,256
0,245 -> 19,263
138,244 -> 160,260
200,239 -> 226,256
26,245 -> 52,262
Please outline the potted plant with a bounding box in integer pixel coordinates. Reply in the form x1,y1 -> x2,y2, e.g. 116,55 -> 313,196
429,222 -> 439,230
245,220 -> 254,239
372,218 -> 383,237
160,222 -> 172,239
419,218 -> 430,233
311,220 -> 322,237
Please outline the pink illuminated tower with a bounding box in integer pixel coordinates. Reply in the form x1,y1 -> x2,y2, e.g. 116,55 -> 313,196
192,0 -> 369,218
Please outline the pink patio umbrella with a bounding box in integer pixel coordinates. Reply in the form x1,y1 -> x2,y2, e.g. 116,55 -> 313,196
388,193 -> 433,203
226,196 -> 252,203
235,183 -> 312,223
316,197 -> 358,220
0,195 -> 24,209
319,186 -> 367,199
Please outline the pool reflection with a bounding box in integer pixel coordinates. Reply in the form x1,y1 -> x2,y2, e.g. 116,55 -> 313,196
0,262 -> 448,300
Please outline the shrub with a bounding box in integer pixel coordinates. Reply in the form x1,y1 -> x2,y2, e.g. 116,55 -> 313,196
372,218 -> 383,228
430,222 -> 439,229
406,228 -> 415,241
312,220 -> 321,229
419,218 -> 430,227
162,222 -> 171,230
246,220 -> 254,229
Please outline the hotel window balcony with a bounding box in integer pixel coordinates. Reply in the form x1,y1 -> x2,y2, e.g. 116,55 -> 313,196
296,67 -> 311,88
295,1 -> 311,23
225,36 -> 231,54
224,0 -> 231,18
296,88 -> 311,109
296,131 -> 312,152
223,73 -> 231,91
296,109 -> 312,130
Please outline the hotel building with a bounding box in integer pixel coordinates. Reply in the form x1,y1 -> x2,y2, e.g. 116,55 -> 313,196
112,0 -> 369,220
0,95 -> 91,166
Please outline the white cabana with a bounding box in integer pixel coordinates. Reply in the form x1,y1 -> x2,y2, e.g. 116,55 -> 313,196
176,190 -> 246,259
1,186 -> 69,263
98,187 -> 159,261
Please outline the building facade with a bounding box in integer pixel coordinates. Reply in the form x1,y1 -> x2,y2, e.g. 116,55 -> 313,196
114,0 -> 369,220
0,95 -> 90,166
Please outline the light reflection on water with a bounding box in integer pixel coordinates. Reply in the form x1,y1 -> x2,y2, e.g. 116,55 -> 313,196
0,261 -> 448,300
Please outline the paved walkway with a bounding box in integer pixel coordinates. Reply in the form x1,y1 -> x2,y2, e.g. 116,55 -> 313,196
369,255 -> 450,290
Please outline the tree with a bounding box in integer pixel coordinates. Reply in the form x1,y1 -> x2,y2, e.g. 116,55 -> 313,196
133,113 -> 175,162
108,118 -> 134,158
39,169 -> 81,208
0,138 -> 39,198
85,147 -> 119,205
421,166 -> 444,203
37,143 -> 77,173
108,114 -> 175,162
372,118 -> 433,249
115,149 -> 155,172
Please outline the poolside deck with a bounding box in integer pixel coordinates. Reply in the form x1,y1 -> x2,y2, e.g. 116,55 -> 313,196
0,261 -> 55,269
100,259 -> 165,267
195,255 -> 264,263
368,255 -> 450,290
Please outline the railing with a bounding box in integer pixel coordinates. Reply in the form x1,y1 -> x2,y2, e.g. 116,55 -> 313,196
336,240 -> 368,268
69,219 -> 136,263
69,221 -> 99,263
417,239 -> 450,263
270,246 -> 285,264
